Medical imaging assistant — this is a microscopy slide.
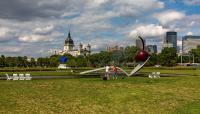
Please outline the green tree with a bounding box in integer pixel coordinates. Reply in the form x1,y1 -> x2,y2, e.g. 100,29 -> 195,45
67,58 -> 76,67
159,47 -> 178,66
30,58 -> 37,67
191,45 -> 200,63
124,46 -> 138,63
76,56 -> 87,67
37,57 -> 50,67
0,55 -> 7,67
49,55 -> 60,67
147,53 -> 159,66
88,51 -> 111,67
6,57 -> 17,67
111,50 -> 125,66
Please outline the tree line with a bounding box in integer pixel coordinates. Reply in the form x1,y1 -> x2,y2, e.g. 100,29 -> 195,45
1,46 -> 199,68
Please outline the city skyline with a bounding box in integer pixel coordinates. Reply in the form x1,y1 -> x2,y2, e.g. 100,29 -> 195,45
0,0 -> 200,57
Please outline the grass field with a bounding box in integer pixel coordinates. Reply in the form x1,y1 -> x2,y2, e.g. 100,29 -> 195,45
0,76 -> 200,114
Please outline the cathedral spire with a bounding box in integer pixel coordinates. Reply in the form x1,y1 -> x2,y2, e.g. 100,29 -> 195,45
68,29 -> 71,39
67,24 -> 72,39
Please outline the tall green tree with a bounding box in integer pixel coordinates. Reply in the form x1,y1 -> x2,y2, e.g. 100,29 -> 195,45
147,53 -> 159,66
111,50 -> 125,66
88,51 -> 111,67
191,45 -> 200,63
76,56 -> 87,67
0,55 -> 6,67
159,47 -> 178,66
124,46 -> 138,63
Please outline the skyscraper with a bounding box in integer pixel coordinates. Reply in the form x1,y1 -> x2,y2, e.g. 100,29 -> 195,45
163,31 -> 177,50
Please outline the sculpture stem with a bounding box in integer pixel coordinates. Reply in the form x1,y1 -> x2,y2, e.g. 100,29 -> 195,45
138,36 -> 144,50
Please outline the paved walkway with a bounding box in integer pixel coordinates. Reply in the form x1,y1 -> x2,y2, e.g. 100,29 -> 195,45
0,75 -> 100,80
0,72 -> 198,80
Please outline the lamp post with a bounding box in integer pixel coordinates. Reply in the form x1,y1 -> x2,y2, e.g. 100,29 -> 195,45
181,52 -> 183,66
193,54 -> 194,63
188,51 -> 191,63
181,36 -> 183,65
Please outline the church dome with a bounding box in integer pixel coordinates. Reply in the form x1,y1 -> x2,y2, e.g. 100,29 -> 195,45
65,31 -> 74,45
65,38 -> 74,44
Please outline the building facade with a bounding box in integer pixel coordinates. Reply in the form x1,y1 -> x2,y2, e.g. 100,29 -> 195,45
59,31 -> 91,56
182,35 -> 200,54
106,45 -> 124,52
146,45 -> 157,54
163,31 -> 177,50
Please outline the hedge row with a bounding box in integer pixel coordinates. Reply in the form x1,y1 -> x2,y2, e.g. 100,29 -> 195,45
0,68 -> 56,72
0,67 -> 94,72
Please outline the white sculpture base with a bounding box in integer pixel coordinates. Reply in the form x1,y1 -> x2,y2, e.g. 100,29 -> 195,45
58,64 -> 69,69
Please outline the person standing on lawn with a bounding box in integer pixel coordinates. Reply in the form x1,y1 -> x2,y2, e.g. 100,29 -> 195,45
112,65 -> 118,79
104,65 -> 110,80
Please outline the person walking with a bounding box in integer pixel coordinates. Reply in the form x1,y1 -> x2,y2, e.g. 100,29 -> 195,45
104,65 -> 110,80
112,65 -> 118,79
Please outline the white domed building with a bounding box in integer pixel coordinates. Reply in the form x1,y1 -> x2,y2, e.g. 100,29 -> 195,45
59,30 -> 91,56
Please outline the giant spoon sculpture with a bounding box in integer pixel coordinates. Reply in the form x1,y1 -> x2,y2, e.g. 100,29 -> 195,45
80,36 -> 150,76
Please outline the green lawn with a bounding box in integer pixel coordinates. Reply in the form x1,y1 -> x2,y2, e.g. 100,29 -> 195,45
0,76 -> 200,114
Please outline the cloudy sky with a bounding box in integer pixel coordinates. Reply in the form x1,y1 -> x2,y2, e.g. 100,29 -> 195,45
0,0 -> 200,57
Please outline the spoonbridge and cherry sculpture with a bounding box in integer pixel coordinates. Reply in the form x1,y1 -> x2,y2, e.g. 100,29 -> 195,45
80,36 -> 150,77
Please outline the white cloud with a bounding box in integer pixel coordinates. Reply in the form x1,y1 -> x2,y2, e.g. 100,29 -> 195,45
18,31 -> 62,42
0,27 -> 16,41
129,24 -> 168,38
70,0 -> 164,26
19,35 -> 47,42
153,10 -> 185,25
4,0 -> 200,57
187,32 -> 193,35
61,12 -> 79,18
0,46 -> 22,53
86,0 -> 109,8
164,14 -> 200,35
33,25 -> 54,34
47,49 -> 62,54
110,0 -> 164,17
186,14 -> 200,27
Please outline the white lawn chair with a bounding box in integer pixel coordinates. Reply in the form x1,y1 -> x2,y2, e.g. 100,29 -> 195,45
148,74 -> 153,78
6,74 -> 13,80
25,73 -> 32,80
19,74 -> 25,80
152,72 -> 156,78
156,72 -> 160,78
13,74 -> 19,80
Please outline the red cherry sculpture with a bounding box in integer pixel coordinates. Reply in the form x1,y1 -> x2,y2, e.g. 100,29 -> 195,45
135,50 -> 149,62
135,36 -> 149,62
